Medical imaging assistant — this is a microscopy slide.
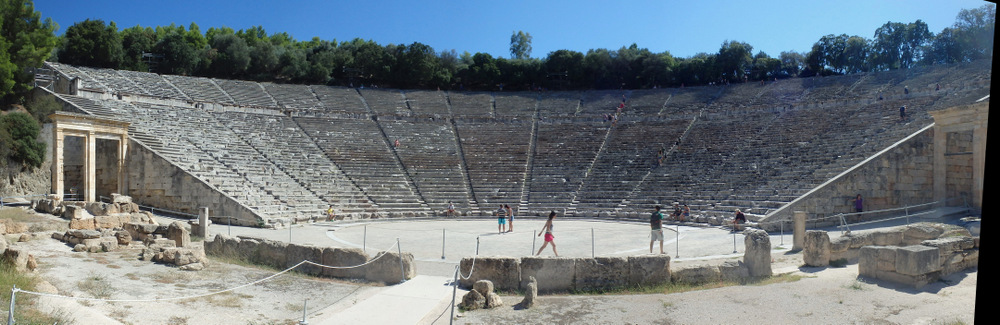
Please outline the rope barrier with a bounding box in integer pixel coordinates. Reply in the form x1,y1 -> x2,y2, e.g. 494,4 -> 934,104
13,241 -> 401,303
16,260 -> 309,303
458,254 -> 477,280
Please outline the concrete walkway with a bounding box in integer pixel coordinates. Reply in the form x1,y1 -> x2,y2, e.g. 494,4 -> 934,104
311,275 -> 458,325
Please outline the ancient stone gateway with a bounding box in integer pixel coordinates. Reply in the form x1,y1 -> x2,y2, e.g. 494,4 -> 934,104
929,101 -> 987,209
49,112 -> 129,202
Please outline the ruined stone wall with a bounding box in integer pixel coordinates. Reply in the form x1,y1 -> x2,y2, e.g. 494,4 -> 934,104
124,140 -> 263,226
765,126 -> 936,229
801,223 -> 978,288
203,234 -> 415,284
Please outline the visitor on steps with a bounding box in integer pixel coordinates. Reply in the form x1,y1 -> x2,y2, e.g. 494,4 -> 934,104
733,209 -> 747,231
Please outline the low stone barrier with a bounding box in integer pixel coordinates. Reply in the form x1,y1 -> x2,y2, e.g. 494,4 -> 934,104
458,228 -> 774,293
204,234 -> 414,284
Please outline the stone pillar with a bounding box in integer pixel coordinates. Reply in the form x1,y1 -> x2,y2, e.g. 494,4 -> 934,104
932,125 -> 947,203
51,128 -> 64,199
743,229 -> 772,278
803,230 -> 831,267
971,122 -> 985,208
84,131 -> 96,202
792,211 -> 806,251
193,207 -> 210,237
117,134 -> 128,195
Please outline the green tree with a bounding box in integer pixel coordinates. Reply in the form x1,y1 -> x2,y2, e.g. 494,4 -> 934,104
0,0 -> 58,102
953,3 -> 995,61
154,30 -> 198,75
778,51 -> 804,77
120,25 -> 157,71
543,49 -> 585,89
206,32 -> 250,78
509,30 -> 532,60
717,40 -> 753,81
59,19 -> 124,69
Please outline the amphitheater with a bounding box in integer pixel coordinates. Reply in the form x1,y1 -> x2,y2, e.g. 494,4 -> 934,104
34,60 -> 989,227
17,59 -> 988,324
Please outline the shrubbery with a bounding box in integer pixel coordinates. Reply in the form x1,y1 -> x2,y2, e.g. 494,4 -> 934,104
0,112 -> 46,168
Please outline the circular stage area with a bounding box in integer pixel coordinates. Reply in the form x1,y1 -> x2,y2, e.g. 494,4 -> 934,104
216,217 -> 795,265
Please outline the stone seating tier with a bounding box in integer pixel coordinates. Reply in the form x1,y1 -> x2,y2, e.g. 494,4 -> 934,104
44,60 -> 989,220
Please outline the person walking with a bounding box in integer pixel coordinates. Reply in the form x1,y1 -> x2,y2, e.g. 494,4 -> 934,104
650,206 -> 665,254
536,211 -> 559,256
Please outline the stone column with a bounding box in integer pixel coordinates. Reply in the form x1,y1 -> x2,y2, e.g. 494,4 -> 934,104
972,122 -> 985,208
792,211 -> 806,251
932,126 -> 947,203
84,131 -> 96,202
51,128 -> 64,199
194,207 -> 210,237
117,134 -> 128,195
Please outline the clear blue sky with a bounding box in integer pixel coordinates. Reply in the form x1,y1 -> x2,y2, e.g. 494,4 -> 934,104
35,0 -> 991,59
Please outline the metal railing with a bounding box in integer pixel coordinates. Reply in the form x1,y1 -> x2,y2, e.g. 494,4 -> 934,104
834,196 -> 970,235
0,194 -> 48,207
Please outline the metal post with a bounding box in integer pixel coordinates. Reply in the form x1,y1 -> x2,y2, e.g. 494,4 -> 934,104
397,238 -> 406,283
675,224 -> 680,258
363,224 -> 367,252
8,285 -> 16,325
733,231 -> 738,254
299,298 -> 309,325
591,228 -> 595,258
779,221 -> 784,246
449,265 -> 459,325
476,236 -> 480,255
441,229 -> 446,259
532,230 -> 536,255
289,222 -> 293,243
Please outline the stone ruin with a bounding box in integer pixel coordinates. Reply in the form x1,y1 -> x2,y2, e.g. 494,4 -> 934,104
803,222 -> 978,288
459,279 -> 504,311
33,194 -> 209,270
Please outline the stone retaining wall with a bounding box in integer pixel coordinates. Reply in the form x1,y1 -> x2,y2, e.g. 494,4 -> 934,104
125,140 -> 264,227
765,126 -> 936,230
204,234 -> 415,284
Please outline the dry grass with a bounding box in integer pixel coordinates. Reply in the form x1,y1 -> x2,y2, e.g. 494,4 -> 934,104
77,272 -> 115,299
